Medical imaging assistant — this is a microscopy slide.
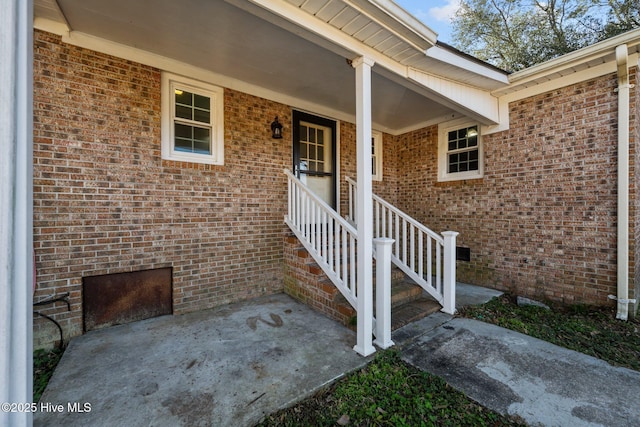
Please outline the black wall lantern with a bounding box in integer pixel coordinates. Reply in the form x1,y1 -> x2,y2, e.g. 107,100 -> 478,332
271,116 -> 283,139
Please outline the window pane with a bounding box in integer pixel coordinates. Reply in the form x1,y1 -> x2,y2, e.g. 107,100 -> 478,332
175,90 -> 192,106
469,160 -> 478,170
448,131 -> 456,141
300,125 -> 308,141
194,109 -> 210,124
468,135 -> 478,147
194,94 -> 209,109
309,129 -> 316,143
193,140 -> 211,154
449,163 -> 458,173
174,123 -> 211,155
175,123 -> 192,139
175,138 -> 192,152
176,105 -> 192,120
448,141 -> 456,151
193,127 -> 210,142
469,150 -> 478,161
317,129 -> 324,145
317,146 -> 324,161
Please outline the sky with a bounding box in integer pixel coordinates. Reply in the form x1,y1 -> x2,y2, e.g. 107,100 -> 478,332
393,0 -> 460,43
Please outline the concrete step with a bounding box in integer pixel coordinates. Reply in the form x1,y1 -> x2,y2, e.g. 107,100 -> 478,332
390,297 -> 441,330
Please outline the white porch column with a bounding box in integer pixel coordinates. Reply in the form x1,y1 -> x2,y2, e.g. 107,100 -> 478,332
0,0 -> 33,425
373,237 -> 394,349
352,56 -> 376,357
441,231 -> 458,315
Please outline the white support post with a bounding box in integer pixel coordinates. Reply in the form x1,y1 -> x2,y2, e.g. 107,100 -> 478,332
0,0 -> 33,425
352,56 -> 375,357
374,238 -> 394,349
441,231 -> 458,315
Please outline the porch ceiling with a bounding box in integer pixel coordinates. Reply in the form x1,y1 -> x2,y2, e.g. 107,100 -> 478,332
35,0 -> 506,133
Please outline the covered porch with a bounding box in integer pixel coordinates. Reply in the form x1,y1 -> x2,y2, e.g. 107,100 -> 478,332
27,0 -> 507,352
3,0 -> 511,420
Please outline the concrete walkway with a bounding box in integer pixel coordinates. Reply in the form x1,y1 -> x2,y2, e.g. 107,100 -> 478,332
35,285 -> 640,426
396,314 -> 640,427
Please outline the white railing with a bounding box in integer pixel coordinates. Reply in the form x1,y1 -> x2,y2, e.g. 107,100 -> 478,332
285,170 -> 359,308
346,177 -> 457,314
285,170 -> 394,354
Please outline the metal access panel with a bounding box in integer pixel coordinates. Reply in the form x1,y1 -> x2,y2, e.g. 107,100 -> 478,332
83,267 -> 172,332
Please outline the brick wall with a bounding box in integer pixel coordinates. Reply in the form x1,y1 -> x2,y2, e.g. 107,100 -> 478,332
393,71 -> 638,308
338,122 -> 399,216
33,30 -> 291,348
633,67 -> 640,316
33,29 -> 638,349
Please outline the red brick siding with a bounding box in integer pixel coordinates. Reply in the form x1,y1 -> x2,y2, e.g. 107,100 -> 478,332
33,30 -> 290,347
393,72 -> 637,307
633,67 -> 640,316
338,122 -> 399,216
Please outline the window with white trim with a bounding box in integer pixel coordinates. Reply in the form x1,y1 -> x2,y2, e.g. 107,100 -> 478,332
161,72 -> 224,165
438,119 -> 483,182
372,130 -> 383,181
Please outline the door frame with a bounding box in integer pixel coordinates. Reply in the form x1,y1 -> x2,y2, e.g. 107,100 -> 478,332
292,110 -> 338,209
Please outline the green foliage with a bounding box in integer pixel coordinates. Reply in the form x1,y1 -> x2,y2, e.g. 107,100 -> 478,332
33,348 -> 64,402
451,0 -> 639,71
602,0 -> 640,38
460,295 -> 640,371
260,350 -> 526,426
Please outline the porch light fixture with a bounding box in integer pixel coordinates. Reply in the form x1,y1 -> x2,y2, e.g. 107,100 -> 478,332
271,116 -> 283,139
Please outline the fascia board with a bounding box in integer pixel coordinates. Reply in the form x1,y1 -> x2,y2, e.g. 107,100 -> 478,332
506,28 -> 640,89
407,67 -> 500,125
33,16 -> 69,35
426,45 -> 509,85
484,53 -> 639,135
346,0 -> 437,49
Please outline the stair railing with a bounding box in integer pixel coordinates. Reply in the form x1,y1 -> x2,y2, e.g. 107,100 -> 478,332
285,170 -> 359,308
285,170 -> 395,354
346,177 -> 458,314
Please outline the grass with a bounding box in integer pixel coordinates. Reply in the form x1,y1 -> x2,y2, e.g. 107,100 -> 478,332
458,294 -> 640,371
258,349 -> 526,427
33,347 -> 64,402
258,294 -> 640,426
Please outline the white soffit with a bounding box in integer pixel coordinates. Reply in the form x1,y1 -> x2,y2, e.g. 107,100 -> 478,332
34,0 -> 506,132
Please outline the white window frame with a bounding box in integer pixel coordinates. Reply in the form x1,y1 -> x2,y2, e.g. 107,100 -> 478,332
438,118 -> 483,182
161,72 -> 224,165
372,130 -> 383,181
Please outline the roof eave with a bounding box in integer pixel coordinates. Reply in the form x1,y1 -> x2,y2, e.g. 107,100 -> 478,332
509,28 -> 640,85
348,0 -> 437,50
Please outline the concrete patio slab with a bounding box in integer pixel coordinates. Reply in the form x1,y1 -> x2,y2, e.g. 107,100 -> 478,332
38,282 -> 639,427
34,294 -> 370,427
